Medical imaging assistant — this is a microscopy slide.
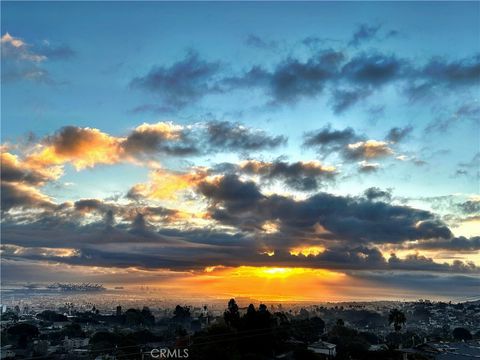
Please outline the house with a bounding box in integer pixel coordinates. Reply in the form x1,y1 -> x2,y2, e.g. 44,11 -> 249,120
308,340 -> 336,358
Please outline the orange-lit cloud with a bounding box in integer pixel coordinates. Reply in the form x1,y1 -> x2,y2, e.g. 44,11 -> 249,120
289,246 -> 325,257
347,140 -> 393,159
26,126 -> 123,170
128,168 -> 208,201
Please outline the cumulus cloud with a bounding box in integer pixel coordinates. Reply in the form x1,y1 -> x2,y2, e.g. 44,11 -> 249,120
204,120 -> 287,151
129,45 -> 479,114
197,174 -> 455,246
386,125 -> 413,143
303,124 -> 359,155
130,51 -> 222,109
1,33 -> 73,83
345,140 -> 393,160
239,159 -> 337,191
303,125 -> 395,164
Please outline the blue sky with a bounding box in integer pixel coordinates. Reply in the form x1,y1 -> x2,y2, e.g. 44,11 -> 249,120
1,2 -> 479,299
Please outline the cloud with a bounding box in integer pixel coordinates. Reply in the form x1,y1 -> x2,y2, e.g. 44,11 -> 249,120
1,151 -> 60,185
386,125 -> 413,143
122,122 -> 198,157
421,54 -> 480,87
458,200 -> 480,214
130,51 -> 222,109
37,42 -> 75,60
198,174 -> 455,246
348,24 -> 381,47
341,53 -> 407,86
1,33 -> 73,83
204,120 -> 286,152
344,140 -> 394,160
358,161 -> 380,173
128,46 -> 479,113
127,168 -> 208,201
239,159 -> 337,191
245,34 -> 278,50
10,121 -> 285,181
303,124 -> 359,156
27,126 -> 122,170
411,236 -> 480,252
425,102 -> 480,133
303,125 -> 395,164
364,187 -> 392,201
330,87 -> 372,113
223,49 -> 345,105
1,33 -> 46,62
1,181 -> 55,212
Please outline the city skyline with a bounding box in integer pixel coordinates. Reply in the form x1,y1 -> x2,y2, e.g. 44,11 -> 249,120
1,2 -> 479,301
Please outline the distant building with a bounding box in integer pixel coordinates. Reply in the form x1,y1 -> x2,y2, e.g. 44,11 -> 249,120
308,340 -> 336,358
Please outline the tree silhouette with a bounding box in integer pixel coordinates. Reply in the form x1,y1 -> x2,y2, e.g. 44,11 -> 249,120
388,309 -> 406,332
223,298 -> 240,328
173,305 -> 191,322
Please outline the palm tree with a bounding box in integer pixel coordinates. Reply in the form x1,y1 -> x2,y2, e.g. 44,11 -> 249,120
388,309 -> 406,332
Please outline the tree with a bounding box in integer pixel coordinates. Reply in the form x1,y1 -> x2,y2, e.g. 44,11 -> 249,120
453,327 -> 472,341
62,322 -> 84,338
224,298 -> 240,328
388,309 -> 406,332
173,305 -> 191,322
6,323 -> 39,348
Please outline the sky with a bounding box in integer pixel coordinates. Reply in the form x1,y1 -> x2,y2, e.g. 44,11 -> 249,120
1,2 -> 479,302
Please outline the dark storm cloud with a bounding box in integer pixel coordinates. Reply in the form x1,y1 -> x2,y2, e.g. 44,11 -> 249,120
348,24 -> 382,47
1,233 -> 478,275
198,174 -> 455,245
412,236 -> 480,252
1,182 -> 478,275
349,272 -> 480,297
386,125 -> 413,143
205,120 -> 287,151
130,51 -> 222,109
198,174 -> 263,212
239,159 -> 337,191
